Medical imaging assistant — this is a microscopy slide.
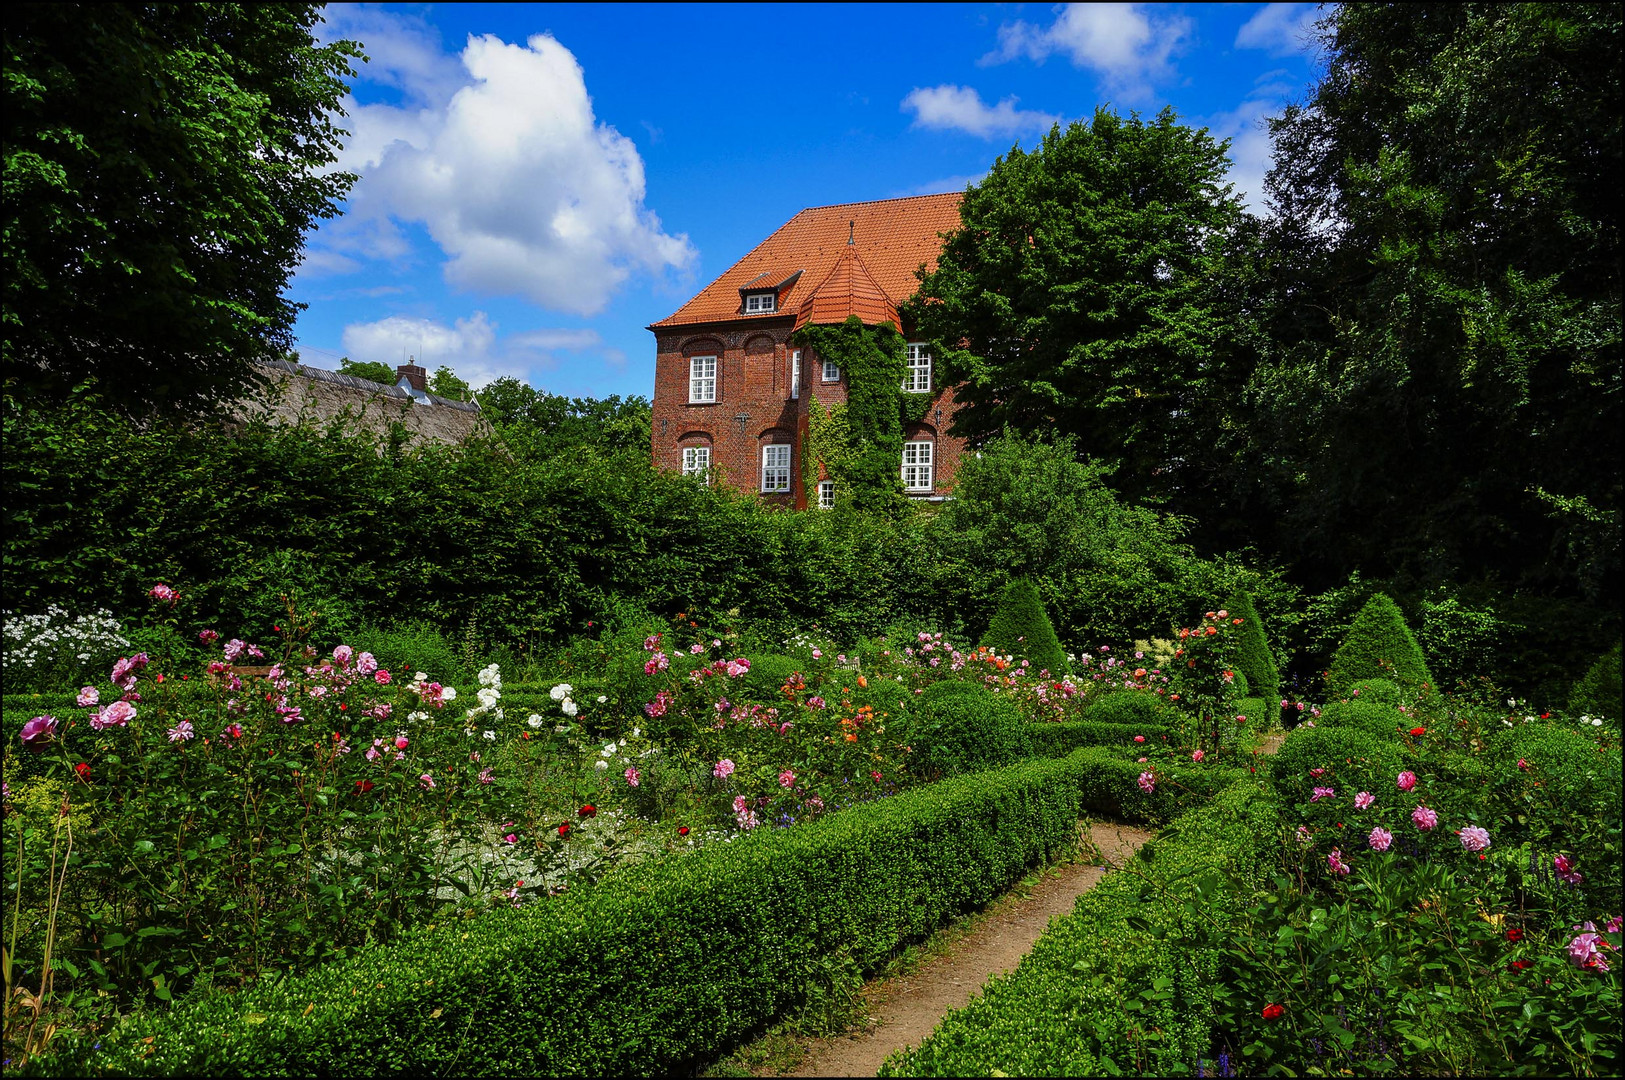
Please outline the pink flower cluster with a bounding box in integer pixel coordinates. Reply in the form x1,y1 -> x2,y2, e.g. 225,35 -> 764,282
1327,848 -> 1352,876
1311,786 -> 1336,802
1137,771 -> 1156,795
1568,922 -> 1617,973
713,758 -> 735,780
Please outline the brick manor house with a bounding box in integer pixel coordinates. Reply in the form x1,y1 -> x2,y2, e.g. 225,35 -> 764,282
648,193 -> 969,508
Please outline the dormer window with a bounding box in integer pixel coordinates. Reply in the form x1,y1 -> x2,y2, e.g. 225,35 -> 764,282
744,292 -> 776,314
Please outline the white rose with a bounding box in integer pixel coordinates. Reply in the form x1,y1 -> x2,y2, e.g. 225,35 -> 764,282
593,759 -> 608,771
561,699 -> 578,716
441,686 -> 457,701
550,684 -> 573,702
528,714 -> 543,728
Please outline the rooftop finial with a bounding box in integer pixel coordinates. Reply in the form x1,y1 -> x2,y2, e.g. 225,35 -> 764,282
848,220 -> 854,245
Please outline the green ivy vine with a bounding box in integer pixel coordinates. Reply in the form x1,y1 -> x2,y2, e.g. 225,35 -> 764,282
793,316 -> 931,513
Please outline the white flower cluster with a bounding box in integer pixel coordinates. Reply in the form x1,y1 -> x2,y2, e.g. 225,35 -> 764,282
551,682 -> 579,717
463,663 -> 504,729
2,606 -> 132,685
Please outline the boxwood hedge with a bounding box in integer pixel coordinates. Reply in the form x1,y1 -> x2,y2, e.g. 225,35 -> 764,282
879,779 -> 1278,1077
23,748 -> 1180,1077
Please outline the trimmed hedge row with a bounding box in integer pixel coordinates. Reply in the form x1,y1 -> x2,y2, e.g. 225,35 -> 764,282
1027,720 -> 1179,758
24,752 -> 1117,1077
880,779 -> 1279,1077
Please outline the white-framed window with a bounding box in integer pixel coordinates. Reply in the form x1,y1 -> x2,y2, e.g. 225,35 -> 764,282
904,343 -> 932,393
761,444 -> 791,492
744,292 -> 776,314
681,445 -> 710,480
817,480 -> 835,509
790,349 -> 801,399
902,440 -> 934,491
822,359 -> 840,382
688,355 -> 717,403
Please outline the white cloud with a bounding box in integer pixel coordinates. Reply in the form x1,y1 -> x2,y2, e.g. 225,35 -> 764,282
985,3 -> 1193,100
334,312 -> 611,389
1235,4 -> 1322,58
892,173 -> 989,198
312,18 -> 695,316
1201,71 -> 1306,217
901,85 -> 1060,138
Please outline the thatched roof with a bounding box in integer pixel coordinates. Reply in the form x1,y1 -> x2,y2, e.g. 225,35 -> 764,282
233,360 -> 490,445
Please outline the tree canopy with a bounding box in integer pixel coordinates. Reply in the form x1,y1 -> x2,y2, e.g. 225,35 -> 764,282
3,3 -> 360,414
906,107 -> 1257,506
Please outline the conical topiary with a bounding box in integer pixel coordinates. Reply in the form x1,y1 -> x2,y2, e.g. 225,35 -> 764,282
983,578 -> 1068,675
1326,593 -> 1432,696
1225,591 -> 1281,707
1568,640 -> 1622,722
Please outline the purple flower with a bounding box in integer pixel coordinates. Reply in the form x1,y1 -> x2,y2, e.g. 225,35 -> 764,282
166,720 -> 195,743
20,715 -> 58,751
1458,825 -> 1491,852
1411,805 -> 1438,831
1568,932 -> 1613,973
1368,827 -> 1393,852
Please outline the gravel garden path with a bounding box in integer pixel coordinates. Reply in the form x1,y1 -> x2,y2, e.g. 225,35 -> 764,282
776,731 -> 1289,1078
784,819 -> 1155,1078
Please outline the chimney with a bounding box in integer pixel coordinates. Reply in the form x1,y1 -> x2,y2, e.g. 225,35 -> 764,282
396,362 -> 427,391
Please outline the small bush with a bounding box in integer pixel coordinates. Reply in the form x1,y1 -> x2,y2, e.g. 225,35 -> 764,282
905,681 -> 1031,779
736,653 -> 802,706
1226,591 -> 1280,707
1081,691 -> 1175,728
350,620 -> 467,684
1346,678 -> 1403,706
1027,721 -> 1179,758
1569,640 -> 1622,722
982,578 -> 1068,675
1317,700 -> 1405,739
1268,726 -> 1403,807
1325,593 -> 1432,696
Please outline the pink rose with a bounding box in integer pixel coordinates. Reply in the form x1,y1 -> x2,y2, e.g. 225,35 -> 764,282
1458,825 -> 1491,852
1134,735 -> 1145,743
1137,771 -> 1155,794
1354,791 -> 1376,811
91,700 -> 136,731
1397,770 -> 1417,792
76,686 -> 99,707
779,769 -> 796,789
1311,786 -> 1336,802
1191,749 -> 1205,763
1411,805 -> 1438,831
419,773 -> 435,789
374,668 -> 393,685
1368,827 -> 1393,852
1327,848 -> 1351,876
713,758 -> 735,780
625,767 -> 641,787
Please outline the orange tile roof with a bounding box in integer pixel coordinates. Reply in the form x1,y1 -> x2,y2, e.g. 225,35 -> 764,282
650,192 -> 963,328
793,245 -> 899,330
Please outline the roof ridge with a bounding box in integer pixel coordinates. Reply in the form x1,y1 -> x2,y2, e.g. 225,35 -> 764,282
795,191 -> 964,214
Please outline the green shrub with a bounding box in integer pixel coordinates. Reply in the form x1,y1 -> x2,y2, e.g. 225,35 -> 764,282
880,780 -> 1277,1077
22,755 -> 1089,1077
350,620 -> 467,684
735,653 -> 802,706
1317,700 -> 1405,739
982,578 -> 1068,674
1080,690 -> 1175,728
1225,591 -> 1280,707
1347,677 -> 1402,706
1325,593 -> 1433,696
1268,726 -> 1403,807
1488,722 -> 1623,858
1027,721 -> 1178,758
905,681 -> 1031,779
1569,640 -> 1622,722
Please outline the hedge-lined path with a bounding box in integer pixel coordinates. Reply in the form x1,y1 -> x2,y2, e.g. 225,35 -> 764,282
782,821 -> 1154,1078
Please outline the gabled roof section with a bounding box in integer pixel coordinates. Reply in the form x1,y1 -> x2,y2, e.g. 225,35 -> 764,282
650,192 -> 963,329
794,245 -> 899,330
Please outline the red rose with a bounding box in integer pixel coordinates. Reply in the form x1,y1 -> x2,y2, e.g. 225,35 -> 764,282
557,823 -> 570,837
578,804 -> 596,818
1506,927 -> 1524,942
353,779 -> 374,795
1262,1003 -> 1285,1020
1410,727 -> 1426,736
74,762 -> 91,780
678,826 -> 690,837
1510,959 -> 1531,971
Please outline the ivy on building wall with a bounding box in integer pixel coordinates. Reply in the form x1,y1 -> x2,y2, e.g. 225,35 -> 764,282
794,316 -> 932,513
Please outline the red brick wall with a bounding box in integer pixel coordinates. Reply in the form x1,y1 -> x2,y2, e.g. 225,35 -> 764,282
650,321 -> 970,505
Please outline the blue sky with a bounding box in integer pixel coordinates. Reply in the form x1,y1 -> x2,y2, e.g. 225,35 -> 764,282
292,2 -> 1326,400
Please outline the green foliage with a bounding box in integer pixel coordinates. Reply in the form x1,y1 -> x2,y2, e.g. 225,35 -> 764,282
982,578 -> 1067,674
881,780 -> 1276,1076
475,377 -> 652,460
1317,699 -> 1405,740
1347,678 -> 1402,706
1081,691 -> 1175,728
1025,721 -> 1178,758
904,681 -> 1030,779
1325,593 -> 1433,696
1225,591 -> 1280,707
1569,640 -> 1622,721
22,754 -> 1089,1077
791,317 -> 909,513
336,358 -> 397,387
1268,726 -> 1403,809
3,3 -> 360,414
1249,3 -> 1621,606
427,365 -> 471,402
906,106 -> 1256,507
351,620 -> 468,685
